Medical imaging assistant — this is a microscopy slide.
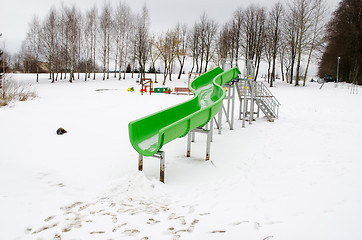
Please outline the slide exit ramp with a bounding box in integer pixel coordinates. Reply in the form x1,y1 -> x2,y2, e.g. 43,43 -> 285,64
128,66 -> 241,158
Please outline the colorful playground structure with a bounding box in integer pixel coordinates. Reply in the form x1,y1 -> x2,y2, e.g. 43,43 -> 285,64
128,67 -> 280,182
139,78 -> 171,94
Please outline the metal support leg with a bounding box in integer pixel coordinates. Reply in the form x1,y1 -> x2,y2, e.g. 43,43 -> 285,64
222,105 -> 231,128
187,128 -> 212,161
159,151 -> 165,183
218,107 -> 222,135
138,151 -> 165,183
209,117 -> 214,142
249,81 -> 254,124
242,82 -> 248,128
226,85 -> 231,122
214,116 -> 219,129
206,130 -> 211,160
138,154 -> 143,171
239,98 -> 243,120
187,132 -> 192,157
231,84 -> 235,130
236,82 -> 243,120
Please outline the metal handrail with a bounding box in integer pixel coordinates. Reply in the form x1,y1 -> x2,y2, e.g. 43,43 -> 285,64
254,81 -> 280,119
236,79 -> 280,120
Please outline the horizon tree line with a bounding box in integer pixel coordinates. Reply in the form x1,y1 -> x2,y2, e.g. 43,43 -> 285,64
2,0 -> 359,86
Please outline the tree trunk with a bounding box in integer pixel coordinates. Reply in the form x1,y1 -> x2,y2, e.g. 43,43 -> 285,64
177,60 -> 184,79
190,58 -> 195,73
303,50 -> 312,86
107,33 -> 110,80
290,54 -> 295,85
295,47 -> 301,86
267,61 -> 271,83
280,54 -> 285,81
153,62 -> 158,83
163,62 -> 168,85
85,61 -> 88,81
93,32 -> 96,80
255,56 -> 261,80
36,65 -> 39,83
114,56 -> 118,79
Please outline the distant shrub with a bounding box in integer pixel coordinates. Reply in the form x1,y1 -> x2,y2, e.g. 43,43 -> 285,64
0,76 -> 38,107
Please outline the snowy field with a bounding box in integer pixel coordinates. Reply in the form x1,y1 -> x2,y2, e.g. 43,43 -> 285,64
1,73 -> 362,240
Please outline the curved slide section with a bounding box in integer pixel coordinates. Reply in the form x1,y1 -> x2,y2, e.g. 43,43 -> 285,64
128,66 -> 241,156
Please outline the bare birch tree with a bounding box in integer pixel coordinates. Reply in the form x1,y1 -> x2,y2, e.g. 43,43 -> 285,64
241,5 -> 266,80
268,2 -> 284,87
282,4 -> 299,84
157,30 -> 178,84
66,5 -> 79,82
99,3 -> 112,80
230,9 -> 243,67
148,35 -> 160,82
199,13 -> 218,72
134,4 -> 150,80
215,23 -> 231,67
41,8 -> 57,82
115,1 -> 133,80
25,15 -> 41,82
188,23 -> 201,73
302,0 -> 326,86
85,6 -> 98,80
293,0 -> 315,86
175,24 -> 188,79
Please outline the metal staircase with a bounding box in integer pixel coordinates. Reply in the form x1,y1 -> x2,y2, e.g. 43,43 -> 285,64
235,79 -> 280,122
254,81 -> 280,121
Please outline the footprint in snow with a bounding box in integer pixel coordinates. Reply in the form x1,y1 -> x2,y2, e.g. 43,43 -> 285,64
231,221 -> 249,225
147,218 -> 160,225
54,233 -> 61,239
179,218 -> 186,225
112,223 -> 127,232
61,202 -> 83,211
32,223 -> 58,234
168,213 -> 176,220
210,230 -> 226,234
44,215 -> 56,222
173,234 -> 181,240
90,231 -> 105,234
123,229 -> 140,236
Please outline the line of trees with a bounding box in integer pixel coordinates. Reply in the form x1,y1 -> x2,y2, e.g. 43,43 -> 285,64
318,0 -> 362,85
4,0 -> 359,86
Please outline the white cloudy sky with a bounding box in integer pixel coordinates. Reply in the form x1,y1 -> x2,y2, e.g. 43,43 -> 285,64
1,0 -> 341,54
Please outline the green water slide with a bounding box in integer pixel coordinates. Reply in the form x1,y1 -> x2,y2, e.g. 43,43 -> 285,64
128,66 -> 241,156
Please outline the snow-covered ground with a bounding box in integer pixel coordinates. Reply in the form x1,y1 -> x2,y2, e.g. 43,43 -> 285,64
1,73 -> 361,240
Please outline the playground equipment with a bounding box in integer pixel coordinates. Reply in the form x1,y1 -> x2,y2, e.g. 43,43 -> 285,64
218,59 -> 280,127
153,87 -> 171,94
215,77 -> 280,130
128,67 -> 241,182
127,87 -> 135,92
173,87 -> 192,95
140,78 -> 153,95
235,79 -> 280,125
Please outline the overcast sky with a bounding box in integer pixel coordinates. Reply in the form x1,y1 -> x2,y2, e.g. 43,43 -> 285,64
1,0 -> 341,55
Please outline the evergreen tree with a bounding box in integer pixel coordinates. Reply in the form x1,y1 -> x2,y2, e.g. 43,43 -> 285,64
126,63 -> 132,73
318,0 -> 362,84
